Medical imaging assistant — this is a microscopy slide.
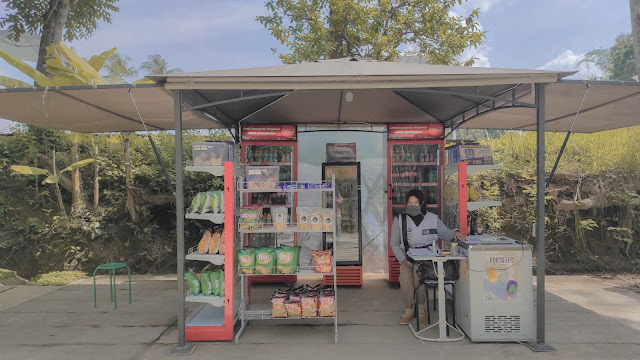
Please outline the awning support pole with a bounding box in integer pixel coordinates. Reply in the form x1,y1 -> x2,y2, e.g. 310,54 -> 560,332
169,90 -> 195,356
545,85 -> 590,188
527,83 -> 556,352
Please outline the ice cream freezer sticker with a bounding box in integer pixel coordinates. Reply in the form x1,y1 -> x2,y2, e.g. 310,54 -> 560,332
483,253 -> 520,302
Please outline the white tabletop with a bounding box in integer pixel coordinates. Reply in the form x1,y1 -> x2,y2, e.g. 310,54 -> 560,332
408,254 -> 465,262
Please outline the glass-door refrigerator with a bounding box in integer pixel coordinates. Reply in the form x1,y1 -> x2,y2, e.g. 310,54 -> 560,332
386,124 -> 445,285
322,162 -> 362,266
240,125 -> 297,283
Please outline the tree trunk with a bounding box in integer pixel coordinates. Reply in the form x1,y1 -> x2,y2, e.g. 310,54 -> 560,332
36,0 -> 75,75
70,140 -> 81,214
123,133 -> 138,222
631,0 -> 640,78
327,4 -> 344,59
52,150 -> 67,216
37,154 -> 72,193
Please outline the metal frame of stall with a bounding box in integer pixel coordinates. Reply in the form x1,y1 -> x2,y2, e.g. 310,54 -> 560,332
168,83 -> 554,354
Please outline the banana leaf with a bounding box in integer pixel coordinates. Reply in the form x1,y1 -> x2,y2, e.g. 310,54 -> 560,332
42,175 -> 59,185
55,43 -> 106,85
50,73 -> 92,86
0,75 -> 33,88
45,44 -> 77,75
61,159 -> 95,173
10,165 -> 50,176
107,136 -> 123,144
0,51 -> 54,87
69,132 -> 84,143
87,47 -> 117,72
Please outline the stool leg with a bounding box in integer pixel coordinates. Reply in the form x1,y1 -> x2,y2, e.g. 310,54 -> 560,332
426,286 -> 431,324
433,287 -> 437,311
93,268 -> 99,308
127,265 -> 131,304
109,271 -> 114,303
113,270 -> 117,310
414,283 -> 420,331
452,283 -> 456,327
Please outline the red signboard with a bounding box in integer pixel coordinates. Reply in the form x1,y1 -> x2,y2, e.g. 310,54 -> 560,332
388,123 -> 444,139
241,125 -> 297,141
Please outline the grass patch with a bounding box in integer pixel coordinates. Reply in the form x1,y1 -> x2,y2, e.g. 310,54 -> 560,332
30,271 -> 88,286
0,268 -> 15,281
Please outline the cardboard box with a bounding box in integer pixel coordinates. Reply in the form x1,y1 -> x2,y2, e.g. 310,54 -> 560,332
246,166 -> 280,190
192,141 -> 234,166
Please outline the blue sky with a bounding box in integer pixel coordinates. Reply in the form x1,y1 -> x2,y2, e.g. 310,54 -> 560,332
0,0 -> 634,131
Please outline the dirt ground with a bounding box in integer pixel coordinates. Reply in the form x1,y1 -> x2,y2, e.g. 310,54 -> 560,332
590,273 -> 640,294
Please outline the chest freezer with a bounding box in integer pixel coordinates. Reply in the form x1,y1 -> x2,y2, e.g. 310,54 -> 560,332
454,236 -> 535,342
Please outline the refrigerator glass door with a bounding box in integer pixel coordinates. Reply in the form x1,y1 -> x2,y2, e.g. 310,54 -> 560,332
390,143 -> 440,217
324,164 -> 361,265
244,145 -> 294,248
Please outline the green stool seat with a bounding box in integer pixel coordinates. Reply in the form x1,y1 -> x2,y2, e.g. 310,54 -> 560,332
93,262 -> 131,309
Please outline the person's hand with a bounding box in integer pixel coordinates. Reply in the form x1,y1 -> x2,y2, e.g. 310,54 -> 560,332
453,230 -> 466,241
400,259 -> 411,271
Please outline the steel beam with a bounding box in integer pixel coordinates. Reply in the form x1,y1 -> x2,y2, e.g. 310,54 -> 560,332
183,91 -> 292,112
169,90 -> 196,355
399,88 -> 537,108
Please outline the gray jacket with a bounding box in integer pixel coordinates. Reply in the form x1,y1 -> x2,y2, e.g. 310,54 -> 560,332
389,214 -> 456,263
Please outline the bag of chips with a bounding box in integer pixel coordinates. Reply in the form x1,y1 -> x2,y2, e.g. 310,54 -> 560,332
297,207 -> 309,230
285,299 -> 302,318
276,245 -> 299,274
310,209 -> 322,230
200,191 -> 214,214
210,270 -> 220,296
319,289 -> 335,317
197,230 -> 212,254
240,206 -> 263,230
188,193 -> 204,214
271,292 -> 288,318
184,271 -> 201,295
322,208 -> 334,231
301,291 -> 319,317
255,247 -> 276,274
218,230 -> 225,255
219,190 -> 224,213
219,270 -> 225,297
312,250 -> 333,273
238,248 -> 256,274
200,271 -> 213,296
208,231 -> 220,255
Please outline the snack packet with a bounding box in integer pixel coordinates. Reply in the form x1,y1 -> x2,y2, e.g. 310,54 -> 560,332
272,206 -> 288,231
271,292 -> 288,318
219,270 -> 225,297
255,247 -> 276,275
219,190 -> 224,213
319,289 -> 335,317
218,230 -> 225,255
200,191 -> 214,214
200,271 -> 213,296
276,245 -> 299,274
210,270 -> 220,296
238,248 -> 256,274
188,193 -> 204,214
184,271 -> 201,295
312,250 -> 332,273
297,207 -> 309,230
209,231 -> 220,255
211,191 -> 220,214
310,209 -> 322,230
301,292 -> 319,317
240,205 -> 263,230
322,208 -> 334,231
197,230 -> 212,254
285,300 -> 302,318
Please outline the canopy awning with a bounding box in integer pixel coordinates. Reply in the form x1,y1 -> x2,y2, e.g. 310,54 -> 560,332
0,59 -> 638,133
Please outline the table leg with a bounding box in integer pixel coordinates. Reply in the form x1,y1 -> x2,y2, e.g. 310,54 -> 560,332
127,265 -> 131,304
93,269 -> 98,308
437,261 -> 446,340
113,269 -> 117,309
109,271 -> 114,303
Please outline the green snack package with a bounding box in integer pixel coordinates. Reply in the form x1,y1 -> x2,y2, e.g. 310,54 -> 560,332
238,248 -> 256,274
200,271 -> 213,296
185,271 -> 201,295
210,270 -> 220,297
188,193 -> 204,214
219,270 -> 225,297
255,247 -> 276,275
276,246 -> 299,274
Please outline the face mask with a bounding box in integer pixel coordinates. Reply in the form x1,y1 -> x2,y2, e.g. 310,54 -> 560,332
406,205 -> 422,217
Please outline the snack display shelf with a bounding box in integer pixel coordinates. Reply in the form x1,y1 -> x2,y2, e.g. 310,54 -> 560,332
246,162 -> 292,166
393,204 -> 438,208
239,181 -> 333,193
238,266 -> 333,276
238,223 -> 334,234
185,165 -> 225,176
185,245 -> 224,265
186,304 -> 225,326
392,182 -> 438,187
391,162 -> 438,166
238,298 -> 336,321
185,213 -> 225,223
185,291 -> 224,307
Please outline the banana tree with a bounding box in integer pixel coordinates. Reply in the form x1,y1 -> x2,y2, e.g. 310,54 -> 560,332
11,154 -> 94,216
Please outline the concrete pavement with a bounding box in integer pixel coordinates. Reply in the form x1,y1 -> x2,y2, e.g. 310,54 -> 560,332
0,274 -> 638,360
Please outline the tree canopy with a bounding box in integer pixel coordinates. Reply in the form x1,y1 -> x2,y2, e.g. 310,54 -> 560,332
257,0 -> 485,64
139,54 -> 183,76
580,33 -> 636,81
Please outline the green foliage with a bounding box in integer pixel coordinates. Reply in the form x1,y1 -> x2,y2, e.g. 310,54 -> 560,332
0,0 -> 119,43
103,52 -> 138,84
579,33 -> 636,80
257,0 -> 485,64
139,54 -> 183,75
0,268 -> 14,281
30,270 -> 87,286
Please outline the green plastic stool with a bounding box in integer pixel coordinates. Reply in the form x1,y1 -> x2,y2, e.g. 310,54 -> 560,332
93,262 -> 131,309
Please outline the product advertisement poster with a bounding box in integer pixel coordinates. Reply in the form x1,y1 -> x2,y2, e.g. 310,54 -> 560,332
326,143 -> 357,162
483,252 -> 521,302
296,126 -> 387,273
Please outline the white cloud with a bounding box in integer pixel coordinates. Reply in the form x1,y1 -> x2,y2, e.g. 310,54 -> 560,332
538,50 -> 602,79
459,46 -> 491,67
455,0 -> 503,14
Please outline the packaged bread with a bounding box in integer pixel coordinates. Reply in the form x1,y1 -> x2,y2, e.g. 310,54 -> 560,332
197,230 -> 212,254
322,209 -> 334,231
310,208 -> 322,230
297,207 -> 309,230
208,231 -> 220,254
218,230 -> 225,255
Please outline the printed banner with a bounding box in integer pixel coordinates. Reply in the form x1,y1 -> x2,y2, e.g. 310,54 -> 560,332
388,123 -> 444,139
326,143 -> 357,162
241,125 -> 297,141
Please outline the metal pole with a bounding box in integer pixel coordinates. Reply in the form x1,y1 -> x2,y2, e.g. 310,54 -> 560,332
169,90 -> 195,355
527,83 -> 555,352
